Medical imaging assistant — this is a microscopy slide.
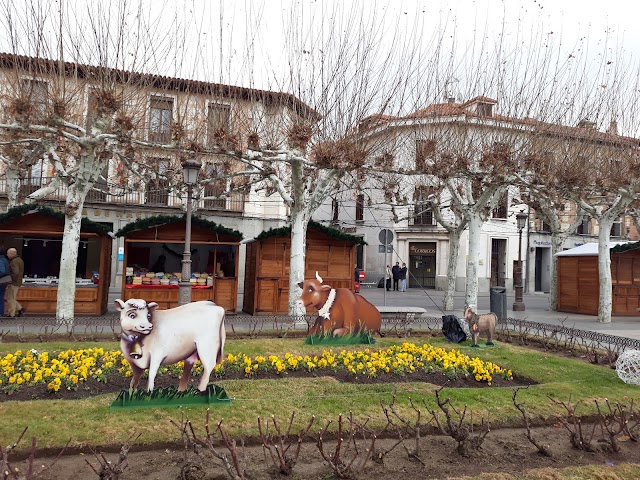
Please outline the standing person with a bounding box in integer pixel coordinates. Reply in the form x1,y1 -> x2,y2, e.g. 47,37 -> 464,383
6,248 -> 25,317
399,262 -> 408,292
0,247 -> 10,317
392,262 -> 400,291
385,265 -> 392,291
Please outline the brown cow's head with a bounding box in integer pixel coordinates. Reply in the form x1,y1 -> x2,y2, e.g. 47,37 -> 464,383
298,272 -> 331,308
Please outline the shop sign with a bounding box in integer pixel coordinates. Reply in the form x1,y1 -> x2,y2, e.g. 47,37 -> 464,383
533,240 -> 552,246
409,243 -> 436,255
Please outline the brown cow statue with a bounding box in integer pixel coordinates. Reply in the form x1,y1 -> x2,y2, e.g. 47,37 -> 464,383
299,272 -> 383,337
463,304 -> 497,347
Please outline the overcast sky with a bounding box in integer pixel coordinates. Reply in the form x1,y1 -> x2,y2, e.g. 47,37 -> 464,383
2,0 -> 640,130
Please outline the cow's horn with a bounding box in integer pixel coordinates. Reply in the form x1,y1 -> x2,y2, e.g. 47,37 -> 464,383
316,271 -> 323,283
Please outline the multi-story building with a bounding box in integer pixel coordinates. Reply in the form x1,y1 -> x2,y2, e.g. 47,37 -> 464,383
0,53 -> 318,306
314,96 -> 639,294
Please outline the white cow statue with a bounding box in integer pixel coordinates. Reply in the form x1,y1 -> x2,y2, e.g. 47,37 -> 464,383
115,298 -> 226,392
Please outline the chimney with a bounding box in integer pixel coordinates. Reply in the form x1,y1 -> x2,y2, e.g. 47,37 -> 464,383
608,120 -> 618,135
577,119 -> 596,129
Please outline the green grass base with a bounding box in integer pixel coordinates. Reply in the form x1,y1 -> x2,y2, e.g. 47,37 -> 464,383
110,384 -> 231,409
467,343 -> 496,348
305,332 -> 375,345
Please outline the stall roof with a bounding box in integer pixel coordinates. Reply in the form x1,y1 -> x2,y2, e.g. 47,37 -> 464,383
115,214 -> 242,239
0,205 -> 111,234
253,220 -> 367,245
555,242 -> 630,257
611,241 -> 640,253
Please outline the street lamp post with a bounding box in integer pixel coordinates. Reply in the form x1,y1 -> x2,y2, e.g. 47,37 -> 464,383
513,211 -> 527,312
178,159 -> 201,306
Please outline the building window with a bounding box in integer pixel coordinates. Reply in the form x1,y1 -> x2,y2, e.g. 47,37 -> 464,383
19,158 -> 47,197
413,185 -> 435,225
415,139 -> 436,171
355,194 -> 365,222
88,163 -> 109,202
577,215 -> 590,235
611,217 -> 622,237
477,103 -> 493,117
21,79 -> 48,117
149,96 -> 173,143
203,163 -> 226,209
145,158 -> 170,205
207,103 -> 231,145
491,193 -> 508,219
540,220 -> 551,232
332,199 -> 339,222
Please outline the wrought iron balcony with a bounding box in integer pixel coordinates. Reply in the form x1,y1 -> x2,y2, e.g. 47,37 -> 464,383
0,177 -> 245,213
408,207 -> 437,227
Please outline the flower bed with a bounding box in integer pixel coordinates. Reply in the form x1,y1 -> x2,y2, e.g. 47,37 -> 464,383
0,342 -> 512,395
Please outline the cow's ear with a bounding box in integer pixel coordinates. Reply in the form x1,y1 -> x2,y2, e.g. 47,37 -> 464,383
320,285 -> 331,291
147,302 -> 159,312
297,282 -> 304,289
114,299 -> 126,311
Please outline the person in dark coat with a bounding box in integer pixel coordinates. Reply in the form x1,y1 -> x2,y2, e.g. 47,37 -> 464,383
392,262 -> 400,291
0,247 -> 9,317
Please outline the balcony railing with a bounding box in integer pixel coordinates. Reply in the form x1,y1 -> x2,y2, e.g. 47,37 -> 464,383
408,207 -> 437,227
0,177 -> 245,213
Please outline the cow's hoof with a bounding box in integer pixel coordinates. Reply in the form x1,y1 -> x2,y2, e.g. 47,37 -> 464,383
470,344 -> 479,348
486,342 -> 495,346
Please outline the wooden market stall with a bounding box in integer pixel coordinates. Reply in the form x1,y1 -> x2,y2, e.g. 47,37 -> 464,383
243,221 -> 365,314
557,241 -> 640,315
116,215 -> 242,313
0,205 -> 112,315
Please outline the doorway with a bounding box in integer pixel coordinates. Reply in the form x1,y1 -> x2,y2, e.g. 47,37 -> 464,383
535,247 -> 551,293
408,242 -> 436,288
490,238 -> 506,287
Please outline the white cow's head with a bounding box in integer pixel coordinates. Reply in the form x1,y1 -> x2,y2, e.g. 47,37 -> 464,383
115,298 -> 158,335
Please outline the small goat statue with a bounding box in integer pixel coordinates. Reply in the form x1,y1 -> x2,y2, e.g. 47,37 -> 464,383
463,305 -> 497,347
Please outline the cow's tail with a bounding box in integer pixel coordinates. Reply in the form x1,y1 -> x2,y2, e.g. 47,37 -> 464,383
217,313 -> 226,365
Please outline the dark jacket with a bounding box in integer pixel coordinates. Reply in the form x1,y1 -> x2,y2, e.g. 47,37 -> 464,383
399,266 -> 407,280
392,265 -> 400,280
10,256 -> 24,286
0,255 -> 9,278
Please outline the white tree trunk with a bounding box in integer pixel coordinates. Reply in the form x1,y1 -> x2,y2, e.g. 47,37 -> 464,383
597,216 -> 614,324
4,167 -> 21,209
288,207 -> 309,317
443,229 -> 462,311
465,211 -> 483,308
56,183 -> 89,325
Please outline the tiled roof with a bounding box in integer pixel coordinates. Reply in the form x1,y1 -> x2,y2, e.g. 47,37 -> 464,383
360,97 -> 640,146
0,53 -> 320,121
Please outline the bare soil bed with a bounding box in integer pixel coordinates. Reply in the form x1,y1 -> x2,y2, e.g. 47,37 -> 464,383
16,425 -> 640,480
